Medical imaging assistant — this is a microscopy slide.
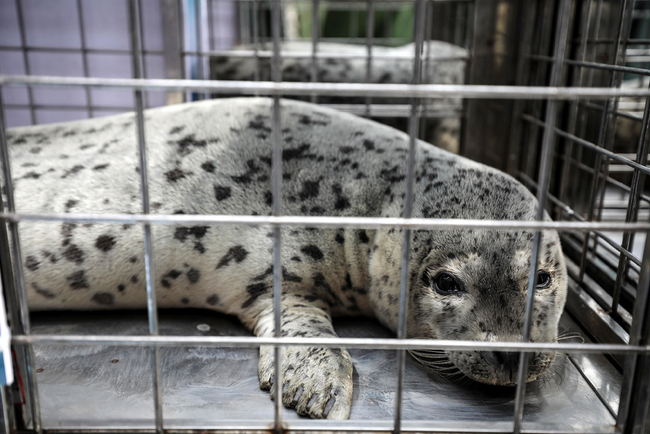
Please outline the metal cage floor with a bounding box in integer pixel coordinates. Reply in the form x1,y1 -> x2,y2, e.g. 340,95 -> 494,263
22,306 -> 615,432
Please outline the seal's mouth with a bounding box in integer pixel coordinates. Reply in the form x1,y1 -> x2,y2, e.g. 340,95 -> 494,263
408,349 -> 555,386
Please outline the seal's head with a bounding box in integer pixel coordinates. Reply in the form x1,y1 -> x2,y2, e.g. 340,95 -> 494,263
369,157 -> 568,386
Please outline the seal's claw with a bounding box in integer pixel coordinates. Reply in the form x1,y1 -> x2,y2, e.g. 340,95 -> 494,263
258,345 -> 353,419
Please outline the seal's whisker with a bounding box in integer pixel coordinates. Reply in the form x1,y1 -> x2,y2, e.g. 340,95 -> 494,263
554,332 -> 584,343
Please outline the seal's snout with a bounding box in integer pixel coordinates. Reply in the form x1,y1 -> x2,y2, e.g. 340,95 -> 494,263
481,351 -> 520,383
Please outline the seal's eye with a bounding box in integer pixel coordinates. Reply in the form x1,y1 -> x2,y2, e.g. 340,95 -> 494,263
433,272 -> 464,295
536,271 -> 552,289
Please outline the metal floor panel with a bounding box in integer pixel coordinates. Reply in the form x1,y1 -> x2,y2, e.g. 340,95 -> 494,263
22,310 -> 616,431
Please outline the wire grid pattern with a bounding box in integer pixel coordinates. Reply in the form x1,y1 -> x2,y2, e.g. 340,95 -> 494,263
1,0 -> 650,433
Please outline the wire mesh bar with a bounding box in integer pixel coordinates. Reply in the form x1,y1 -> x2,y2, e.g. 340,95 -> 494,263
611,81 -> 650,316
512,0 -> 571,432
393,1 -> 425,432
518,172 -> 644,269
195,0 -> 207,100
558,0 -> 594,212
9,75 -> 650,99
252,0 -> 261,85
364,0 -> 375,117
521,114 -> 650,177
6,211 -> 650,232
128,0 -> 164,430
578,0 -> 635,282
75,0 -> 94,119
12,0 -> 35,125
197,49 -> 468,60
0,45 -> 166,56
9,333 -> 646,354
271,0 -> 283,429
0,94 -> 42,432
310,0 -> 319,103
617,232 -> 650,431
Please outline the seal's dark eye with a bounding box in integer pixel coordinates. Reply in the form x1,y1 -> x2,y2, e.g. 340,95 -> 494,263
433,272 -> 464,295
536,271 -> 552,289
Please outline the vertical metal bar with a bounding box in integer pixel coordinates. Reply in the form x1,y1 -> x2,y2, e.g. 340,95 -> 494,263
1,385 -> 14,434
0,93 -> 41,434
207,0 -> 215,52
128,1 -> 163,432
617,232 -> 650,433
271,0 -> 283,430
195,0 -> 207,100
418,0 -> 433,141
0,90 -> 20,434
310,0 -> 319,104
161,0 -> 184,105
13,0 -> 35,125
512,0 -> 571,432
505,1 -> 538,175
252,0 -> 261,84
579,0 -> 635,281
75,0 -> 94,118
611,82 -> 650,315
393,1 -> 424,432
558,0 -> 593,210
364,0 -> 375,118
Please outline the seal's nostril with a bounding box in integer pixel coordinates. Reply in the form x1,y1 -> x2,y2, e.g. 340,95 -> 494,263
482,351 -> 520,371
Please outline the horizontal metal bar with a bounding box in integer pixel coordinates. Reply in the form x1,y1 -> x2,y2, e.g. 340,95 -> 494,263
565,59 -> 650,78
2,102 -> 462,118
0,45 -> 164,56
3,103 -> 136,112
522,113 -> 650,176
3,211 -> 650,231
199,48 -> 469,61
5,420 -> 616,434
6,75 -> 650,99
11,334 -> 646,354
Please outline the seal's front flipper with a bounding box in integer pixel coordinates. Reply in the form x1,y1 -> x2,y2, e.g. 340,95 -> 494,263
254,298 -> 353,419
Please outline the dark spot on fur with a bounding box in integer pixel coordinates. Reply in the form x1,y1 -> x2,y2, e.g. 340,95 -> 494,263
201,161 -> 216,172
216,246 -> 249,269
363,140 -> 375,151
242,282 -> 269,308
169,126 -> 185,134
63,244 -> 85,264
67,270 -> 89,289
358,230 -> 370,243
61,165 -> 84,178
92,292 -> 114,306
117,284 -> 126,292
181,297 -> 190,305
32,283 -> 56,299
25,256 -> 40,271
95,235 -> 116,252
187,268 -> 200,283
131,275 -> 138,284
93,163 -> 109,170
174,226 -> 209,242
214,185 -> 231,201
301,245 -> 324,261
206,294 -> 219,306
165,168 -> 190,182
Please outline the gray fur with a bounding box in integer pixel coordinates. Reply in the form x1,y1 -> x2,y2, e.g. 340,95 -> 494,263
5,97 -> 567,419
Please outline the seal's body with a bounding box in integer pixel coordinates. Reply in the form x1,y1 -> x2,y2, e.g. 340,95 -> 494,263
6,98 -> 567,419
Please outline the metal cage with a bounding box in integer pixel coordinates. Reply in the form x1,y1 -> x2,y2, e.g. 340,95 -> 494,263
2,0 -> 650,433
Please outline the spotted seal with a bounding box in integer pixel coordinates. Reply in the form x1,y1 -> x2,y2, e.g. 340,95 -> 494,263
5,97 -> 567,420
211,41 -> 467,153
